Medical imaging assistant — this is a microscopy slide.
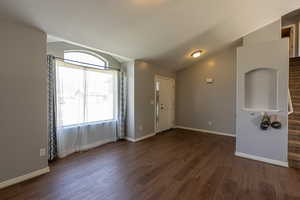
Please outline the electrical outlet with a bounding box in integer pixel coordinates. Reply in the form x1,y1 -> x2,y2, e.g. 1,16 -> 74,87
40,148 -> 46,157
208,121 -> 213,126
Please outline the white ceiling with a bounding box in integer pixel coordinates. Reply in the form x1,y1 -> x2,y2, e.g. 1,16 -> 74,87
0,0 -> 300,70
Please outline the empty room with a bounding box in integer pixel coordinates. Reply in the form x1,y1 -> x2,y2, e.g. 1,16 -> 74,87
1,1 -> 300,199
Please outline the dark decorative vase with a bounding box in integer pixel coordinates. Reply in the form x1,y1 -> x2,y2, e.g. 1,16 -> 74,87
260,113 -> 270,130
270,115 -> 282,129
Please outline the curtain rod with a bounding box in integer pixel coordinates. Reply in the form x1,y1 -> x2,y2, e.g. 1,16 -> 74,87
54,56 -> 120,71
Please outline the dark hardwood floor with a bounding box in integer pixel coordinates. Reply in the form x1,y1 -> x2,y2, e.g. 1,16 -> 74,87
1,129 -> 300,200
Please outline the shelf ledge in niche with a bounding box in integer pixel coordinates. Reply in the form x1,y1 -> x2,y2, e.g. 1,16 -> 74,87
242,108 -> 281,113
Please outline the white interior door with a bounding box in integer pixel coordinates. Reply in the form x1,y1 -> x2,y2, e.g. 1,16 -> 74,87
156,76 -> 175,133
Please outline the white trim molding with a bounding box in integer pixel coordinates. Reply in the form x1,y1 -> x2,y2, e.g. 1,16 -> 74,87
282,24 -> 296,57
235,152 -> 288,167
0,167 -> 50,189
175,126 -> 235,138
125,133 -> 156,142
125,137 -> 136,142
154,75 -> 176,134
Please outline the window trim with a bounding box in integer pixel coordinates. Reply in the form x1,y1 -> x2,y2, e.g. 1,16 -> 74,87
62,119 -> 117,129
64,50 -> 109,68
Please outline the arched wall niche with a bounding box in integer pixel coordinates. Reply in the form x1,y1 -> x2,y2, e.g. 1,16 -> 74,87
244,68 -> 278,111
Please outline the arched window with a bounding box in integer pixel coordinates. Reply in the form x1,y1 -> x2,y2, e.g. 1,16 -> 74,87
57,50 -> 117,126
64,51 -> 108,68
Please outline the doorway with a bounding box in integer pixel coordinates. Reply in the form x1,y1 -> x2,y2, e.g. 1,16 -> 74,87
154,75 -> 175,133
282,25 -> 296,57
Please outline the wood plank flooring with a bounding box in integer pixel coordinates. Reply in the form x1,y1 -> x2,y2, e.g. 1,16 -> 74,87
1,129 -> 300,200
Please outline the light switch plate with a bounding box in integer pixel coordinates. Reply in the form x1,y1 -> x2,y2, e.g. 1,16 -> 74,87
206,78 -> 214,84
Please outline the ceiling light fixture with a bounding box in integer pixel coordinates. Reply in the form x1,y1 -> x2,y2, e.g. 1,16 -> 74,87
191,50 -> 203,58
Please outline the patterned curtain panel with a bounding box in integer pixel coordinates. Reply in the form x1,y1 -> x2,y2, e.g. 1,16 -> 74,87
47,55 -> 58,161
117,70 -> 127,139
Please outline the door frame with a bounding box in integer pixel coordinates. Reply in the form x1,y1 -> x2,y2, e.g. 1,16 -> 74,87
154,75 -> 175,134
282,24 -> 296,57
298,21 -> 300,57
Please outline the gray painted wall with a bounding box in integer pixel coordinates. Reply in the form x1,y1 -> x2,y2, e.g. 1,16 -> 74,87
236,39 -> 289,162
47,42 -> 121,69
243,20 -> 281,46
176,47 -> 237,135
236,19 -> 289,163
0,19 -> 48,182
134,61 -> 175,139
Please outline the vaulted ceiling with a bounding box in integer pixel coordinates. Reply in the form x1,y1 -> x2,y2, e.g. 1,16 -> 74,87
0,0 -> 300,70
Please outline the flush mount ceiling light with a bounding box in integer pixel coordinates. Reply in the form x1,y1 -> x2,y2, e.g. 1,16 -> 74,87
191,50 -> 203,58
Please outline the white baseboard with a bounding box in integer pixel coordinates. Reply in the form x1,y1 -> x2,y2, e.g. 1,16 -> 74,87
125,133 -> 156,142
0,167 -> 50,189
125,137 -> 136,142
175,126 -> 235,138
235,152 -> 288,167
